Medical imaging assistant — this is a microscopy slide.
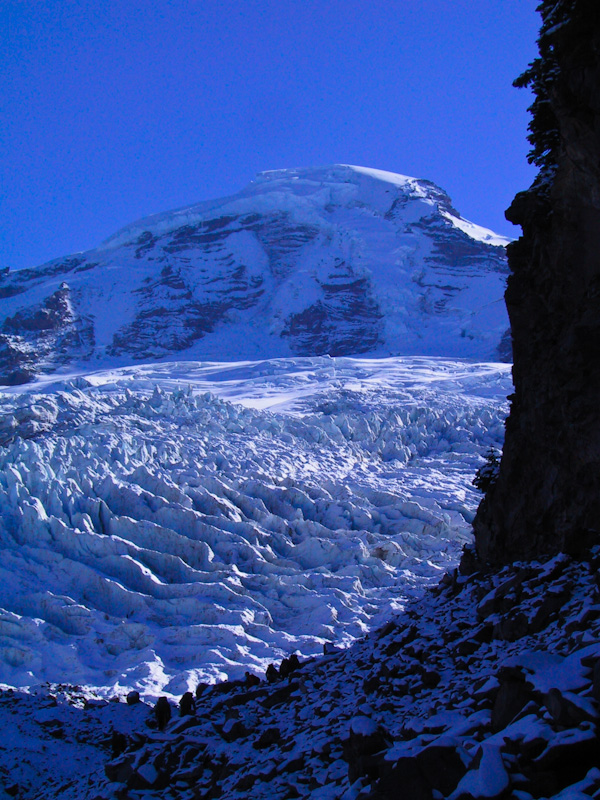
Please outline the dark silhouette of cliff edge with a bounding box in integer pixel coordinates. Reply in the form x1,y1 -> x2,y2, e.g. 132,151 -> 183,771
473,0 -> 600,565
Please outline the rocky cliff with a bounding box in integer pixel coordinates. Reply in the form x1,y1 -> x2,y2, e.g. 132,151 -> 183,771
473,1 -> 600,563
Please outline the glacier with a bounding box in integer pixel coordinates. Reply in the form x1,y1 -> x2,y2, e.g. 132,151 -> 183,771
0,356 -> 511,697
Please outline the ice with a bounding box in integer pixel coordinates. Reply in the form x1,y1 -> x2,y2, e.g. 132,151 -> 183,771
0,355 -> 511,697
440,210 -> 511,247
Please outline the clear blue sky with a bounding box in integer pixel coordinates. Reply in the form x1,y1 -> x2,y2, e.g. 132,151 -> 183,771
1,1 -> 540,270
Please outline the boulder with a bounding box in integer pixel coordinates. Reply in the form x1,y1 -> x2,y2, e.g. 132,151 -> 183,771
219,716 -> 250,742
544,688 -> 597,727
111,730 -> 128,757
449,742 -> 510,800
288,653 -> 301,672
592,659 -> 600,702
154,696 -> 172,731
104,754 -> 134,784
179,691 -> 196,716
343,717 -> 389,785
416,743 -> 467,796
492,612 -> 529,642
532,725 -> 600,791
244,671 -> 261,688
195,682 -> 208,699
376,757 -> 432,800
253,727 -> 281,750
491,669 -> 534,732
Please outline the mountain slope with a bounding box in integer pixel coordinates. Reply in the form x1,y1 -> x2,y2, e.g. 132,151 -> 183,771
0,166 -> 510,385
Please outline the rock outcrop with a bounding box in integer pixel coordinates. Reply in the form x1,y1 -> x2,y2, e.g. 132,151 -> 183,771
473,1 -> 600,564
0,282 -> 94,385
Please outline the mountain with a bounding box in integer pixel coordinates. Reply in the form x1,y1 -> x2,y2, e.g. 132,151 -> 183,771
0,165 -> 510,386
5,4 -> 600,798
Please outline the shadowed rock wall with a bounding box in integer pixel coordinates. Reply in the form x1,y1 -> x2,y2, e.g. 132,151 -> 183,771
474,1 -> 600,563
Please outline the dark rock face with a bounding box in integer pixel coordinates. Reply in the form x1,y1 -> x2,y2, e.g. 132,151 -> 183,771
108,216 -> 273,359
0,282 -> 94,386
473,3 -> 600,564
282,275 -> 383,356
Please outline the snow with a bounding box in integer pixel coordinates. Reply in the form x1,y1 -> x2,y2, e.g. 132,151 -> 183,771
350,716 -> 379,736
552,769 -> 600,799
448,742 -> 509,799
0,686 -> 148,798
501,648 -> 589,694
440,210 -> 511,247
0,355 -> 511,698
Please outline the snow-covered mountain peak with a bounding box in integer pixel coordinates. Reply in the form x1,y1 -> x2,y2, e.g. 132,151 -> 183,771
0,165 -> 511,386
252,164 -> 510,245
99,164 -> 456,251
251,164 -> 415,199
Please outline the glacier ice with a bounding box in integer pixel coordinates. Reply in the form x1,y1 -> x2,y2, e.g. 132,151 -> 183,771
0,356 -> 511,697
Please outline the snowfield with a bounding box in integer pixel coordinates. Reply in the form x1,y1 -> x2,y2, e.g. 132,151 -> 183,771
0,356 -> 511,698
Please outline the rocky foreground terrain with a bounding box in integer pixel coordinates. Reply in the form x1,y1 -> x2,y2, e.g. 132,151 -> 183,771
3,546 -> 600,800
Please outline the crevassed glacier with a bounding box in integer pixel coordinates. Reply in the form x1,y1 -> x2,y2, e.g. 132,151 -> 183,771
0,356 -> 511,697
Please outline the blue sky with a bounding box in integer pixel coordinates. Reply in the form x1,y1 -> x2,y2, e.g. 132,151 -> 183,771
1,1 -> 539,269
